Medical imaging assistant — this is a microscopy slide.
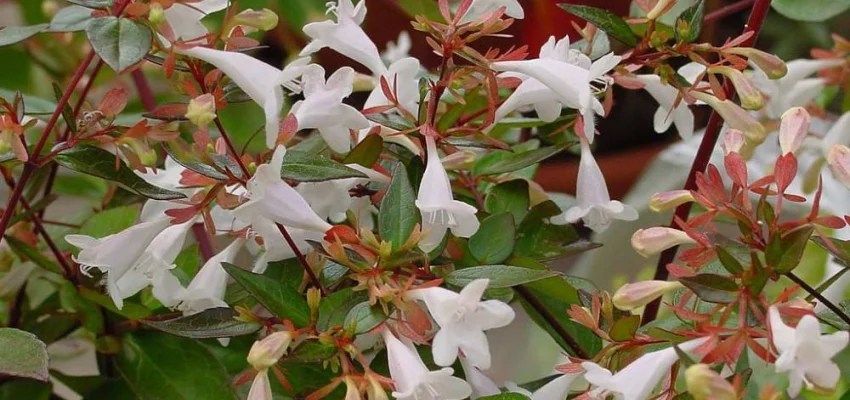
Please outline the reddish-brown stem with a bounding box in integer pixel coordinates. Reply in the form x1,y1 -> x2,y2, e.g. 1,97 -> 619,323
641,0 -> 773,325
132,69 -> 157,111
514,286 -> 589,359
192,224 -> 215,261
703,0 -> 757,22
214,118 -> 251,178
275,222 -> 325,296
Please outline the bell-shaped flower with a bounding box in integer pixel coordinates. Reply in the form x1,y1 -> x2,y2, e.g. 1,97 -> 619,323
176,45 -> 311,148
582,337 -> 709,400
459,357 -> 501,399
553,136 -> 638,232
648,190 -> 694,212
633,71 -> 698,139
722,128 -> 746,155
612,280 -> 684,311
631,227 -> 696,258
779,107 -> 810,154
381,328 -> 472,400
364,57 -> 421,114
769,305 -> 849,397
827,144 -> 850,188
296,164 -> 388,222
164,0 -> 228,40
290,66 -> 371,153
690,91 -> 765,144
382,31 -> 412,64
816,111 -> 850,155
65,217 -> 172,309
176,238 -> 246,315
751,58 -> 845,118
137,156 -> 189,193
301,0 -> 386,76
463,0 -> 525,22
415,136 -> 481,252
249,219 -> 323,274
406,279 -> 515,370
247,331 -> 293,400
233,145 -> 332,233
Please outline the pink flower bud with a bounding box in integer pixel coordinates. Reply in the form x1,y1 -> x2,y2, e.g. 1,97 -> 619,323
827,144 -> 850,188
631,227 -> 696,258
707,66 -> 763,110
721,129 -> 746,155
185,94 -> 217,127
692,92 -> 766,144
649,190 -> 695,212
724,47 -> 787,79
247,331 -> 292,371
440,150 -> 477,170
612,280 -> 684,311
685,364 -> 737,400
779,107 -> 810,155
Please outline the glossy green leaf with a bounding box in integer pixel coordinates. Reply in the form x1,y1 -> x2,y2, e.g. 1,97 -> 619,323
679,273 -> 739,304
222,263 -> 310,327
343,134 -> 383,166
608,315 -> 640,342
379,163 -> 419,250
67,0 -> 113,8
473,146 -> 563,176
397,0 -> 444,22
116,331 -> 238,400
0,379 -> 51,399
772,0 -> 850,22
675,0 -> 704,42
446,265 -> 560,288
515,201 -> 594,259
557,4 -> 638,46
485,179 -> 530,222
85,16 -> 152,72
317,288 -> 368,331
48,6 -> 93,32
343,302 -> 387,334
79,287 -> 152,319
812,236 -> 850,266
0,24 -> 49,47
767,226 -> 814,273
285,340 -> 338,363
162,141 -> 228,180
141,308 -> 262,339
4,235 -> 63,274
0,328 -> 49,382
54,145 -> 186,200
52,83 -> 77,134
469,213 -> 516,264
281,150 -> 367,182
0,89 -> 56,115
714,245 -> 744,274
79,204 -> 140,238
364,113 -> 415,132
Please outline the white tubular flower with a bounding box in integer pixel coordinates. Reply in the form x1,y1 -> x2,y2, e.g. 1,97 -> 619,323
176,45 -> 311,148
176,238 -> 246,315
291,66 -> 371,153
778,107 -> 810,155
296,164 -> 388,222
768,306 -> 849,397
553,136 -> 638,233
827,144 -> 850,188
65,217 -> 172,309
818,111 -> 850,154
137,156 -> 188,193
582,337 -> 709,400
648,190 -> 694,212
382,31 -> 412,64
528,373 -> 584,400
364,57 -> 421,113
247,370 -> 272,400
751,58 -> 845,118
247,331 -> 294,400
630,227 -> 696,258
722,128 -> 746,155
406,279 -> 515,370
633,73 -> 696,139
463,0 -> 524,22
301,0 -> 386,76
459,357 -> 501,399
250,219 -> 322,274
415,136 -> 480,252
612,280 -> 684,311
381,328 -> 472,400
233,145 -> 332,234
164,0 -> 227,40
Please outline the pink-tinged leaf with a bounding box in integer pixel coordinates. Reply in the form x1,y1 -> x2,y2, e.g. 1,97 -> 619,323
774,153 -> 797,194
98,87 -> 129,117
814,215 -> 846,229
724,152 -> 748,187
143,103 -> 189,121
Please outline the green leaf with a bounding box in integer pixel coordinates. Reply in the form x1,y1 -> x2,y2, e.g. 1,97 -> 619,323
675,0 -> 704,42
485,179 -> 530,222
0,379 -> 51,399
364,113 -> 415,132
48,6 -> 93,32
771,0 -> 850,22
0,89 -> 56,115
161,141 -> 228,180
285,340 -> 338,363
515,201 -> 594,260
557,4 -> 638,46
379,163 -> 419,250
79,287 -> 152,319
714,245 -> 744,274
54,145 -> 186,200
473,146 -> 563,176
478,394 -> 531,400
141,308 -> 262,339
116,331 -> 238,400
679,273 -> 739,304
4,235 -> 63,274
446,265 -> 560,288
0,328 -> 49,381
469,213 -> 516,264
67,0 -> 113,8
281,150 -> 367,182
79,204 -> 139,238
343,134 -> 383,166
816,299 -> 850,330
767,226 -> 814,273
52,83 -> 77,134
317,288 -> 368,331
344,302 -> 387,334
0,24 -> 49,47
812,236 -> 850,266
85,16 -> 152,72
222,263 -> 310,327
608,315 -> 640,342
397,0 -> 443,22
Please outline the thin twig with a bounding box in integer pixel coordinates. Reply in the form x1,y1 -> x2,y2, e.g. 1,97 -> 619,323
786,272 -> 850,327
275,222 -> 325,296
704,0 -> 757,23
515,286 -> 589,359
642,0 -> 773,325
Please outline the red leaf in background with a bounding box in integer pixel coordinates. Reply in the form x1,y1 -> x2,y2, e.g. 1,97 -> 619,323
165,206 -> 199,224
774,153 -> 797,194
667,263 -> 696,278
324,225 -> 359,245
98,87 -> 129,118
814,215 -> 847,229
143,103 -> 189,121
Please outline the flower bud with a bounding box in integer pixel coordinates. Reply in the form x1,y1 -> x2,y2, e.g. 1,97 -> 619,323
233,9 -> 279,32
722,129 -> 745,155
691,92 -> 766,144
365,373 -> 389,400
185,94 -> 217,127
685,364 -> 737,400
647,0 -> 675,20
148,2 -> 166,25
707,66 -> 763,110
778,107 -> 810,155
649,190 -> 694,212
353,73 -> 377,92
612,280 -> 684,311
344,376 -> 363,400
631,227 -> 696,258
247,331 -> 292,371
724,47 -> 787,79
440,150 -> 476,170
41,0 -> 60,18
827,144 -> 850,188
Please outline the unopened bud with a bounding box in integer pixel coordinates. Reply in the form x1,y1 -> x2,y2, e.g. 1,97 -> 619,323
441,150 -> 476,170
233,8 -> 279,32
724,47 -> 787,79
631,227 -> 696,258
612,280 -> 684,310
686,364 -> 737,400
691,92 -> 766,144
186,94 -> 217,127
779,107 -> 810,155
41,0 -> 60,18
353,73 -> 377,92
649,190 -> 694,212
307,287 -> 321,316
647,0 -> 675,20
722,129 -> 745,155
365,373 -> 389,400
247,331 -> 292,371
707,66 -> 763,110
827,144 -> 850,188
148,2 -> 166,25
344,376 -> 363,400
